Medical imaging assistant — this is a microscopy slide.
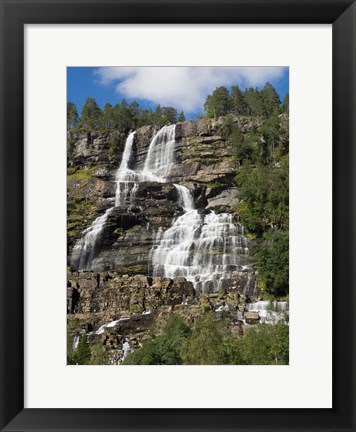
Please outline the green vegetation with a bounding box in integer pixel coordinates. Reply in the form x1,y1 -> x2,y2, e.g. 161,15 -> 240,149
67,98 -> 182,133
67,334 -> 91,365
67,102 -> 79,129
212,87 -> 289,298
67,166 -> 97,180
123,315 -> 190,365
204,83 -> 284,118
67,334 -> 110,365
122,314 -> 289,365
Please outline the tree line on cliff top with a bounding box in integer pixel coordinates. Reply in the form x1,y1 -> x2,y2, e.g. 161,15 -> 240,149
67,99 -> 186,132
67,82 -> 288,132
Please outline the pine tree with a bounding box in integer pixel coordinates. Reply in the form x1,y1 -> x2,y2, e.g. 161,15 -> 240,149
162,106 -> 178,124
243,88 -> 265,116
178,111 -> 186,122
67,102 -> 79,129
282,93 -> 289,114
101,103 -> 114,129
261,82 -> 281,116
204,86 -> 231,118
230,85 -> 248,115
80,98 -> 102,130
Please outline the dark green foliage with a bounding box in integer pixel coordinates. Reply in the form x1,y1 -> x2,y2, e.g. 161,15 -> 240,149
67,334 -> 91,365
80,98 -> 102,130
230,85 -> 248,115
282,93 -> 289,114
219,96 -> 289,297
260,82 -> 281,116
236,157 -> 289,233
243,87 -> 265,116
253,231 -> 289,297
108,131 -> 124,157
178,111 -> 186,122
67,102 -> 79,129
204,82 -> 282,119
161,107 -> 178,124
101,103 -> 114,129
73,97 -> 181,133
181,314 -> 228,365
123,313 -> 289,365
232,324 -> 289,365
111,99 -> 132,132
122,315 -> 190,365
204,86 -> 231,118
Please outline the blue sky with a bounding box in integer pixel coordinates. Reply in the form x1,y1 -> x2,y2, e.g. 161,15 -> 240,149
67,67 -> 289,120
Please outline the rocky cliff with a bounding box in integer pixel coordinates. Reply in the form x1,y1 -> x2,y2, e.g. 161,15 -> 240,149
67,115 -> 266,361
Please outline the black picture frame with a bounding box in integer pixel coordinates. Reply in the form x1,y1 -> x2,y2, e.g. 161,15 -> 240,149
1,1 -> 355,431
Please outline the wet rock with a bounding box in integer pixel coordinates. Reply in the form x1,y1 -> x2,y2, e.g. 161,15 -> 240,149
206,188 -> 239,212
245,311 -> 260,324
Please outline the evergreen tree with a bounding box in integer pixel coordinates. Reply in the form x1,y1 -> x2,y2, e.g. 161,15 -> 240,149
162,106 -> 178,124
67,102 -> 79,129
154,104 -> 163,125
282,93 -> 289,114
204,86 -> 231,118
112,100 -> 131,132
181,315 -> 227,365
139,109 -> 155,127
128,101 -> 141,129
178,111 -> 186,122
80,98 -> 102,130
261,82 -> 281,116
101,103 -> 114,129
243,88 -> 264,116
230,85 -> 248,115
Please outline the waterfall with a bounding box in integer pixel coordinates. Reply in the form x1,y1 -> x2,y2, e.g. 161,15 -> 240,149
70,207 -> 114,270
71,131 -> 137,270
142,124 -> 176,181
71,126 -> 176,271
71,123 -> 254,295
73,335 -> 80,350
115,131 -> 138,206
175,184 -> 195,210
150,185 -> 251,293
246,300 -> 289,324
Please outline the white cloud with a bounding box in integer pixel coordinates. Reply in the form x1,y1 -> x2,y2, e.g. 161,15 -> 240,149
95,66 -> 287,113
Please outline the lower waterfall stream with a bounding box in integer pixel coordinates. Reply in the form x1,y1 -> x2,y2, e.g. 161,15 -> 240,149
150,184 -> 250,293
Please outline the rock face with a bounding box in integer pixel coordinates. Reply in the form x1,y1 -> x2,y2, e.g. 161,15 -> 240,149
67,270 -> 259,358
67,116 -> 262,273
67,115 -> 269,360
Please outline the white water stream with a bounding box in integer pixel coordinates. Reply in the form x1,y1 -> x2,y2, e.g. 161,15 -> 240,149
72,123 -> 253,295
71,127 -> 175,270
246,300 -> 289,324
150,184 -> 250,293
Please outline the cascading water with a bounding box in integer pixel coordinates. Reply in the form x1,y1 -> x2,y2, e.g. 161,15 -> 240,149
70,207 -> 114,271
115,125 -> 176,205
246,300 -> 289,324
71,131 -> 136,270
71,127 -> 176,271
71,122 -> 254,295
115,131 -> 138,206
141,124 -> 176,181
150,184 -> 251,293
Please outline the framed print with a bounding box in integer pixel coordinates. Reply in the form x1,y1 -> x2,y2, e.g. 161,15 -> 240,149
0,0 -> 355,431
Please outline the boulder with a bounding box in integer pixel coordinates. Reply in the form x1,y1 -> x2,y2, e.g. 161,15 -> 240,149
245,311 -> 260,324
